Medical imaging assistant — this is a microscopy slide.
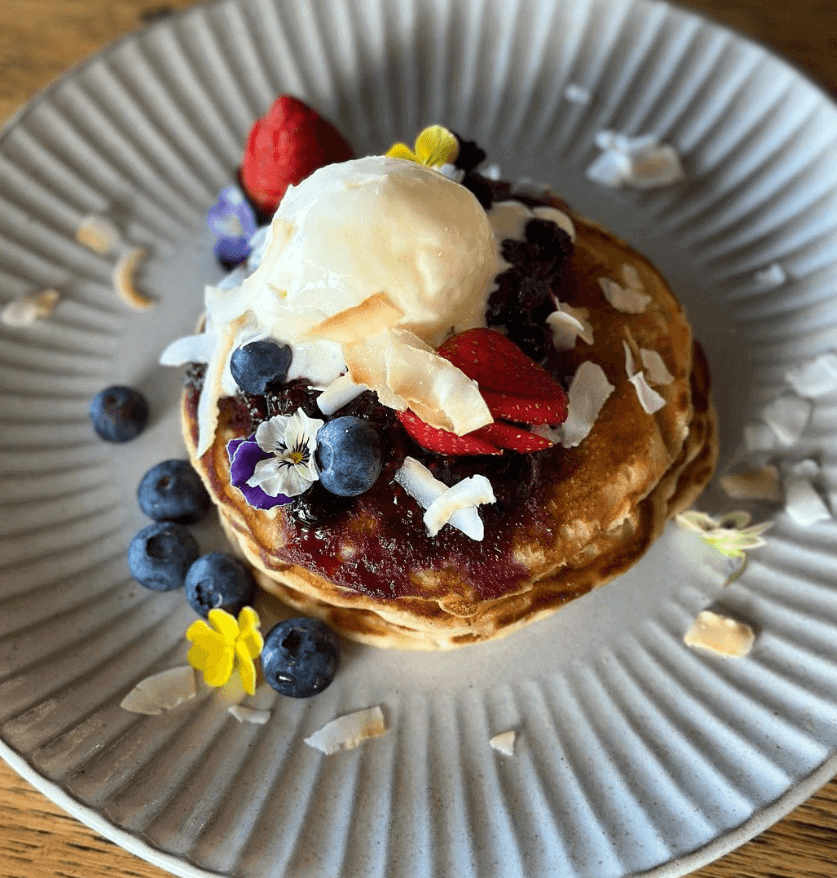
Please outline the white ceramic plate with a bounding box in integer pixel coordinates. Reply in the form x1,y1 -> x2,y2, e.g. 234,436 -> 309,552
2,1 -> 837,876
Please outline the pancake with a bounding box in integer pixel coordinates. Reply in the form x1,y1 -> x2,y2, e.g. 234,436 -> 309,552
180,207 -> 718,650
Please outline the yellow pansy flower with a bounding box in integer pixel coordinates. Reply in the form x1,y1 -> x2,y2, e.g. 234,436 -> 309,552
386,125 -> 459,169
186,606 -> 264,696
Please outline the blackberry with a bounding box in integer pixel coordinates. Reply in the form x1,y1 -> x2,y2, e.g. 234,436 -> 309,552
452,134 -> 486,172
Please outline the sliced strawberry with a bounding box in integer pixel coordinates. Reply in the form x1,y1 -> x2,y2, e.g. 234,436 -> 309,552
479,389 -> 568,425
397,411 -> 501,456
240,95 -> 353,215
473,422 -> 554,453
437,327 -> 566,404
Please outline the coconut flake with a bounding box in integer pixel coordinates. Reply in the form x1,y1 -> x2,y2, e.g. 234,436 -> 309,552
317,373 -> 368,416
395,457 -> 493,540
547,303 -> 593,351
564,83 -> 592,104
720,465 -> 783,503
640,349 -> 674,385
121,666 -> 196,715
489,730 -> 517,756
598,276 -> 652,313
684,611 -> 755,657
159,331 -> 217,366
423,475 -> 495,539
743,422 -> 777,453
482,163 -> 502,180
754,263 -> 787,287
760,395 -> 813,446
1,288 -> 60,327
784,352 -> 837,398
76,214 -> 121,254
628,144 -> 686,188
784,476 -> 832,526
304,292 -> 404,344
228,705 -> 272,724
304,706 -> 387,754
629,371 -> 667,414
561,362 -> 615,448
113,246 -> 153,310
586,149 -> 633,188
588,132 -> 685,188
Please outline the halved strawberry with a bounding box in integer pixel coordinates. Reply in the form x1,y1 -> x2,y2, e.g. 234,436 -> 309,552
438,327 -> 567,405
479,390 -> 567,425
473,422 -> 554,452
240,95 -> 354,215
397,411 -> 501,455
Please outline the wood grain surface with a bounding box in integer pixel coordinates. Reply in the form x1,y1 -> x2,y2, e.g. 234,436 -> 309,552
1,1 -> 837,877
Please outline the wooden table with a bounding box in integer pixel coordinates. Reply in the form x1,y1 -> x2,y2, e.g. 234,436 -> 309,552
1,1 -> 837,876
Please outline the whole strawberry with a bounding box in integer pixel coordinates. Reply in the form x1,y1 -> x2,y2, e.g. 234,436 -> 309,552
240,95 -> 353,215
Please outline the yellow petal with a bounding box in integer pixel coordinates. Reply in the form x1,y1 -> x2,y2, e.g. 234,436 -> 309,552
239,627 -> 264,660
208,608 -> 239,644
204,646 -> 235,688
385,142 -> 417,162
414,125 -> 458,167
187,642 -> 209,672
238,606 -> 261,636
236,643 -> 257,696
186,619 -> 212,643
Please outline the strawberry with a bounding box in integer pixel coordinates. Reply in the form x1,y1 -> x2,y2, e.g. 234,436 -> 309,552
397,411 -> 502,456
437,328 -> 567,403
479,390 -> 567,425
474,422 -> 554,452
240,95 -> 354,215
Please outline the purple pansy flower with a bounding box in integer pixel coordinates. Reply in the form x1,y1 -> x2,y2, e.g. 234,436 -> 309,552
228,436 -> 291,510
208,187 -> 258,265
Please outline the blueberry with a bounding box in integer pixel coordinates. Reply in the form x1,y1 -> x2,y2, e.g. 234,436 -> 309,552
90,385 -> 149,442
184,553 -> 256,617
316,416 -> 383,497
261,617 -> 340,698
230,340 -> 292,395
128,521 -> 199,591
137,459 -> 211,525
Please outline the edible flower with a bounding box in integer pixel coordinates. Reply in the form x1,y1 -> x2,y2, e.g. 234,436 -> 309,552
386,125 -> 459,169
246,408 -> 324,497
228,436 -> 292,509
207,186 -> 258,264
186,607 -> 264,695
676,510 -> 773,559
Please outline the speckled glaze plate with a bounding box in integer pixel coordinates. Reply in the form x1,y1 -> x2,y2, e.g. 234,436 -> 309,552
2,0 -> 837,876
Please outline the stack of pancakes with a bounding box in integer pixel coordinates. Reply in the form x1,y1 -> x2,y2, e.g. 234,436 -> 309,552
183,213 -> 717,650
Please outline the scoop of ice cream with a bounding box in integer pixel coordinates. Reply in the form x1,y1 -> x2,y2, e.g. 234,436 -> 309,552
236,156 -> 500,361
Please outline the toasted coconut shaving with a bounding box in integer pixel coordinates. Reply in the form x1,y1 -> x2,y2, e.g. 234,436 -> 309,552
564,83 -> 592,104
629,372 -> 666,414
76,214 -> 121,254
547,303 -> 593,350
761,395 -> 813,446
120,666 -> 196,715
1,288 -> 60,327
684,611 -> 755,657
317,373 -> 368,416
784,352 -> 837,398
784,475 -> 832,526
720,466 -> 783,503
228,705 -> 271,724
113,247 -> 153,310
754,263 -> 787,288
489,730 -> 517,756
598,276 -> 651,314
561,361 -> 615,448
640,349 -> 674,385
304,705 -> 387,754
304,292 -> 404,343
743,422 -> 776,453
423,475 -> 495,539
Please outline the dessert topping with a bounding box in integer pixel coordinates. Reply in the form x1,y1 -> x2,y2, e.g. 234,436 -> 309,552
623,341 -> 666,415
759,394 -> 813,446
229,435 -> 290,509
315,416 -> 384,497
128,522 -> 199,592
113,246 -> 153,310
547,302 -> 594,352
587,131 -> 685,189
186,606 -> 264,696
754,262 -> 788,288
394,456 -> 493,540
560,362 -> 615,448
305,705 -> 387,754
185,553 -> 257,617
230,339 -> 293,395
120,666 -> 197,715
489,730 -> 517,755
385,124 -> 459,169
247,409 -> 324,497
423,474 -> 496,538
1,288 -> 60,327
89,384 -> 149,442
75,214 -> 121,254
684,610 -> 755,658
782,460 -> 832,526
784,352 -> 837,398
229,705 -> 271,724
240,95 -> 354,215
720,466 -> 783,503
598,264 -> 652,313
261,616 -> 341,698
316,373 -> 367,416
